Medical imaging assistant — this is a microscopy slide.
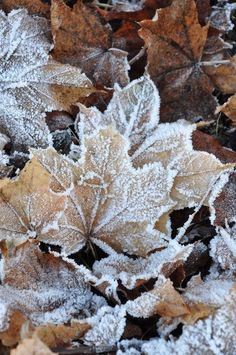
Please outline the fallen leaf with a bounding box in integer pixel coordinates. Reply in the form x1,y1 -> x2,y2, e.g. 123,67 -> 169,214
0,8 -> 94,150
51,0 -> 130,88
0,157 -> 65,246
126,277 -> 189,318
10,336 -> 56,355
1,0 -> 50,18
217,94 -> 236,125
0,242 -> 97,344
139,0 -> 232,123
33,127 -> 175,256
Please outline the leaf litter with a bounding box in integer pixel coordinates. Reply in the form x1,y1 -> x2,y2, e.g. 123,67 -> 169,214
0,1 -> 235,354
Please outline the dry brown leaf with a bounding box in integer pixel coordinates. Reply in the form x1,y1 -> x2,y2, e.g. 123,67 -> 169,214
0,242 -> 95,345
217,94 -> 236,125
1,0 -> 50,17
10,336 -> 56,355
51,0 -> 130,88
32,127 -> 175,256
29,321 -> 91,348
139,0 -> 232,123
126,277 -> 189,318
0,157 -> 65,246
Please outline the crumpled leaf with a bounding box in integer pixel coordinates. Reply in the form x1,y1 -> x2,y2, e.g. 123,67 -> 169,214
77,76 -> 233,217
139,0 -> 233,123
0,157 -> 65,246
82,305 -> 126,347
10,336 -> 56,355
0,242 -> 98,345
125,277 -> 189,318
51,0 -> 130,88
33,127 -> 176,256
93,241 -> 193,290
0,8 -> 94,150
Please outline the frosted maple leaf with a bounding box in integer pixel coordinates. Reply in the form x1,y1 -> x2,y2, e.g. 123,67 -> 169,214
0,242 -> 102,338
32,127 -> 176,257
0,8 -> 93,150
76,75 -> 233,231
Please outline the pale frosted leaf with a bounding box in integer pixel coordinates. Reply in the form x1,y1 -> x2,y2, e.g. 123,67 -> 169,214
140,286 -> 236,355
33,128 -> 175,256
0,9 -> 93,150
210,224 -> 236,273
82,305 -> 126,347
10,336 -> 56,355
93,241 -> 193,289
0,242 -> 96,335
126,277 -> 189,318
0,157 -> 65,245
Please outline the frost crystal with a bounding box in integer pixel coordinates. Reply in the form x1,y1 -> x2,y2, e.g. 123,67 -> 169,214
0,9 -> 92,150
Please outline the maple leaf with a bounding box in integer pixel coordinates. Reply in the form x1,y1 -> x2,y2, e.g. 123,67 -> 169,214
0,242 -> 99,344
32,127 -> 176,256
93,241 -> 193,289
50,0 -> 130,88
0,157 -> 65,246
0,8 -> 94,150
139,0 -> 234,123
77,76 -> 233,220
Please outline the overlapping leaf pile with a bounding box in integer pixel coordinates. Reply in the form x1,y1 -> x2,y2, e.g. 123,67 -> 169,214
0,0 -> 235,354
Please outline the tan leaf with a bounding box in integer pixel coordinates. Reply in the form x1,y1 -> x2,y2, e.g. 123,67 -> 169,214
33,127 -> 176,256
126,277 -> 189,318
51,0 -> 129,88
0,9 -> 94,150
139,0 -> 232,123
216,93 -> 236,125
10,336 -> 56,355
0,241 -> 96,343
30,321 -> 91,348
0,157 -> 65,246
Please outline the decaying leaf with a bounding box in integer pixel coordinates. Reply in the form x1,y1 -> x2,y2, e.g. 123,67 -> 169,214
139,0 -> 233,123
0,157 -> 65,246
93,241 -> 193,289
51,0 -> 130,88
33,127 -> 175,256
0,8 -> 93,150
77,76 -> 233,220
126,277 -> 189,318
10,336 -> 56,355
0,242 -> 98,344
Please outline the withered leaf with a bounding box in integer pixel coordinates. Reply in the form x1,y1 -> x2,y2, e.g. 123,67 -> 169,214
1,0 -> 50,18
93,241 -> 193,290
126,277 -> 189,318
217,93 -> 236,125
139,0 -> 232,123
51,0 -> 130,88
77,76 -> 233,220
32,127 -> 176,256
0,157 -> 65,246
0,242 -> 96,344
10,336 -> 56,355
0,8 -> 94,150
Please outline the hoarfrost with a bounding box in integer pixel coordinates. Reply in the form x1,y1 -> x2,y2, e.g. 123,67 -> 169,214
0,8 -> 92,150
